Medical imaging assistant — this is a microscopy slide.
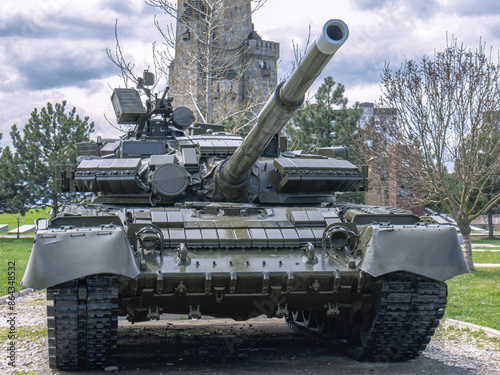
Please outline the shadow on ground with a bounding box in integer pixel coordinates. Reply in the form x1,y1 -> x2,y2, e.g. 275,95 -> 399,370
52,318 -> 477,375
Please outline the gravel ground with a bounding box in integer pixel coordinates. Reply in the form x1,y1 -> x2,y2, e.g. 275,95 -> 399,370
0,291 -> 49,374
0,291 -> 499,375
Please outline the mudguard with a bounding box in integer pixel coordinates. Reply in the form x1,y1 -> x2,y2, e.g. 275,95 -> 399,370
21,225 -> 140,290
359,224 -> 470,282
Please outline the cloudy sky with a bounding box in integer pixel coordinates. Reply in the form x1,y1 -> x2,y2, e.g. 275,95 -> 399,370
2,0 -> 500,148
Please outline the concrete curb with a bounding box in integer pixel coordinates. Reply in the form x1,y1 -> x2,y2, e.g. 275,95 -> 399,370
443,318 -> 500,338
0,288 -> 34,305
473,263 -> 500,268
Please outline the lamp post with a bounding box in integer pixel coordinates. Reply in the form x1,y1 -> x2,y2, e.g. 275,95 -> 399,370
17,216 -> 20,239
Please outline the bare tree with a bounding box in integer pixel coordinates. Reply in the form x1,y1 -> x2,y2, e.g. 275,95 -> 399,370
380,38 -> 500,270
108,0 -> 275,132
355,107 -> 426,215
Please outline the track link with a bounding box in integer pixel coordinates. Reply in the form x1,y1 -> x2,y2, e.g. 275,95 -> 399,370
287,273 -> 447,362
47,275 -> 118,370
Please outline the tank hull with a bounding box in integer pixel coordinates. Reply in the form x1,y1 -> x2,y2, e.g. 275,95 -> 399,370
22,202 -> 468,369
24,202 -> 467,368
23,203 -> 468,318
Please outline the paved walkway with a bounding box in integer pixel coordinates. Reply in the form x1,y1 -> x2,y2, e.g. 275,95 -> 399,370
472,244 -> 500,248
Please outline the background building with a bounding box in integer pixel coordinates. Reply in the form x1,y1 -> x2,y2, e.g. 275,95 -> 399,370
168,0 -> 279,123
358,102 -> 425,215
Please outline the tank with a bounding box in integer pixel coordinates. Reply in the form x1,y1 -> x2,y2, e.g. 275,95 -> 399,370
22,19 -> 469,370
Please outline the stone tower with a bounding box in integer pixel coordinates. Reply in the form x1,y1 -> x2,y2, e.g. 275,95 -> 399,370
168,0 -> 279,124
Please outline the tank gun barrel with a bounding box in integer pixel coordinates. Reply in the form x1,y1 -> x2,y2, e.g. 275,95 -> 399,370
216,19 -> 349,199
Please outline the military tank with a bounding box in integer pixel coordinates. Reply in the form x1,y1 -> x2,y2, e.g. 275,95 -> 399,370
22,19 -> 469,370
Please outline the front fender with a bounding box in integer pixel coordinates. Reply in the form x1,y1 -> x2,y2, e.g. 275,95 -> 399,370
21,225 -> 140,290
359,224 -> 469,282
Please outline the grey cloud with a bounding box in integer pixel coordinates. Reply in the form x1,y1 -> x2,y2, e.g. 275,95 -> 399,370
405,0 -> 441,19
447,0 -> 500,16
0,16 -> 50,39
353,0 -> 441,19
15,49 -> 116,91
104,0 -> 159,17
103,0 -> 137,15
0,11 -> 46,38
354,0 -> 395,11
53,18 -> 116,40
0,0 -> 159,41
0,15 -> 115,41
488,23 -> 500,40
324,57 -> 383,90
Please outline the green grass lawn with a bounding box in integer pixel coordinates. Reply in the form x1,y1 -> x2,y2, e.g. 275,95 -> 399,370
472,251 -> 500,264
471,238 -> 500,246
0,238 -> 33,295
0,207 -> 51,235
445,269 -> 500,331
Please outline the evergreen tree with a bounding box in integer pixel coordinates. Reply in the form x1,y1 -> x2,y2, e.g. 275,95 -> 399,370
286,77 -> 361,160
10,101 -> 94,212
222,110 -> 254,136
0,142 -> 29,214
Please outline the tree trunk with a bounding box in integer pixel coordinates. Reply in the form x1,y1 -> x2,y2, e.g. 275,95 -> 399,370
461,228 -> 474,271
488,208 -> 494,239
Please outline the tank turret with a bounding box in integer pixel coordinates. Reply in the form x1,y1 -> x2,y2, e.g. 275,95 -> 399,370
55,21 -> 365,207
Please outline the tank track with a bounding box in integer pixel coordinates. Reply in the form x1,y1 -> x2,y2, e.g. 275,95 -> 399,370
47,275 -> 118,370
287,273 -> 447,362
